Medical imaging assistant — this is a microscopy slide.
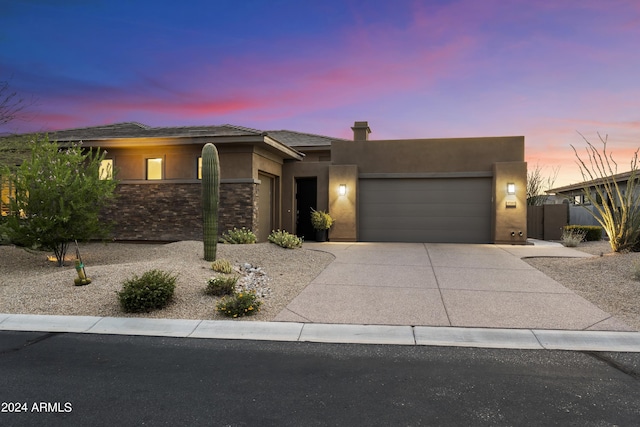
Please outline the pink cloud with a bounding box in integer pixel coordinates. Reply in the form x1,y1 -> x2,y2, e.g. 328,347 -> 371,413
115,98 -> 264,117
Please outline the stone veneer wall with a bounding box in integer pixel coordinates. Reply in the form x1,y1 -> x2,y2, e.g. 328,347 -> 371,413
219,182 -> 259,237
102,182 -> 257,241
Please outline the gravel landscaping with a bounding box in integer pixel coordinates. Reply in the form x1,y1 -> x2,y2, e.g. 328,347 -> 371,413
0,240 -> 638,331
523,241 -> 640,331
0,241 -> 335,322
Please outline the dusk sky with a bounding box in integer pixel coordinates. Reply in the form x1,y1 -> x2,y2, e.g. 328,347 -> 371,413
2,0 -> 639,187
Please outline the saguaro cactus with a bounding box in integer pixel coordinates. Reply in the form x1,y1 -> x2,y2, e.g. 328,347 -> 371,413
202,143 -> 220,261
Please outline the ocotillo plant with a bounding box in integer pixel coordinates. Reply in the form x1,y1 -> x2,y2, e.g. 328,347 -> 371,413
201,143 -> 220,261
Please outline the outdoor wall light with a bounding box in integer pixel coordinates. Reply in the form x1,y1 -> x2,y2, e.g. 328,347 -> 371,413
339,184 -> 347,196
507,183 -> 516,195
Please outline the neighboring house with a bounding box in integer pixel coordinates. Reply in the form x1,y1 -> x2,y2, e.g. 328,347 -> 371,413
547,170 -> 639,226
6,121 -> 527,244
547,171 -> 639,205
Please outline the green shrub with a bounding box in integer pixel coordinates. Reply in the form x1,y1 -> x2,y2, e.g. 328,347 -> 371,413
205,275 -> 238,296
560,228 -> 585,247
310,209 -> 334,230
216,291 -> 262,318
211,258 -> 233,273
633,263 -> 640,281
0,219 -> 10,246
564,225 -> 603,241
221,227 -> 256,244
268,229 -> 303,249
117,270 -> 177,313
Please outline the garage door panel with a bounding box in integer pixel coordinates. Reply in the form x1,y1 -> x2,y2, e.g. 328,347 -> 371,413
360,203 -> 490,217
371,189 -> 485,203
361,215 -> 485,228
361,215 -> 489,230
359,178 -> 492,243
362,190 -> 488,205
366,228 -> 485,243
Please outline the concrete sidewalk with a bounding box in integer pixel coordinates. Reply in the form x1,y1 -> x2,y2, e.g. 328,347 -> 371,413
276,241 -> 632,331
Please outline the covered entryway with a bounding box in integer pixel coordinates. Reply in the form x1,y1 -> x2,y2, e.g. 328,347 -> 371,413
358,178 -> 492,243
295,177 -> 317,241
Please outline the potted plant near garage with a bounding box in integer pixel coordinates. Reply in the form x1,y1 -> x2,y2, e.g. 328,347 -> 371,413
310,208 -> 334,242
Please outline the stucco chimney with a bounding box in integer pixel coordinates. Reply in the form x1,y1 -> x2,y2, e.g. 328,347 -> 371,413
352,121 -> 371,141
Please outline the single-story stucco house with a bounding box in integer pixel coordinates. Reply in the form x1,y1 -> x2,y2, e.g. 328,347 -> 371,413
6,121 -> 527,244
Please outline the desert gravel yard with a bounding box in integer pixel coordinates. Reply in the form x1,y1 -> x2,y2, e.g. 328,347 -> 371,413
0,241 -> 335,322
523,241 -> 640,331
0,240 -> 639,330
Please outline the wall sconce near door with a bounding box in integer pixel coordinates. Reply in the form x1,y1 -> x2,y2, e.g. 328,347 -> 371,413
338,184 -> 347,196
507,183 -> 516,195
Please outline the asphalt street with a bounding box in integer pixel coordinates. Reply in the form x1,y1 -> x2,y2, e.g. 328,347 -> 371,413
1,331 -> 639,426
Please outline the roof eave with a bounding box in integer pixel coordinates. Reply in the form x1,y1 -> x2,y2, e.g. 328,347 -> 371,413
548,171 -> 636,193
263,136 -> 304,160
58,134 -> 304,160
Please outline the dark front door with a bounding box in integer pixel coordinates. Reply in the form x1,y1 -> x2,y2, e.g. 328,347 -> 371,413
295,177 -> 317,241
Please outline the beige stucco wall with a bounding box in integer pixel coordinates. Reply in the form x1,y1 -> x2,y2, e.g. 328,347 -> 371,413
328,164 -> 358,241
105,144 -> 258,181
297,149 -> 331,162
331,136 -> 524,172
252,148 -> 283,179
220,149 -> 254,179
493,161 -> 528,244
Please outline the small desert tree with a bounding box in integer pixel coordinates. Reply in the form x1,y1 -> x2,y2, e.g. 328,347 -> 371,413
4,135 -> 118,265
527,163 -> 559,206
571,133 -> 640,252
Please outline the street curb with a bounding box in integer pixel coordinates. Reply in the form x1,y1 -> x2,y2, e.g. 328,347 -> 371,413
1,313 -> 639,352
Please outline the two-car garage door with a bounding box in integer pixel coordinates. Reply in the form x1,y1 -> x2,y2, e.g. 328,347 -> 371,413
358,178 -> 492,243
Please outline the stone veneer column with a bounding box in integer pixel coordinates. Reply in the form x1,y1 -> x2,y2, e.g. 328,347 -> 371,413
218,182 -> 258,235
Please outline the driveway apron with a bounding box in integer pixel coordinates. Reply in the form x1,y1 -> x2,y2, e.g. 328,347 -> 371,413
275,242 -> 632,331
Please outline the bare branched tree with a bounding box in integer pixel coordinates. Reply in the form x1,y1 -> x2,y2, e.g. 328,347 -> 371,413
527,163 -> 559,206
0,80 -> 33,171
0,80 -> 26,127
571,132 -> 640,252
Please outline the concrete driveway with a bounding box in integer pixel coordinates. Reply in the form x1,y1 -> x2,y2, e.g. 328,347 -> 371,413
275,242 -> 632,331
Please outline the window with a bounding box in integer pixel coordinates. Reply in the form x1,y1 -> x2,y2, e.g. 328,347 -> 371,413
146,158 -> 163,180
99,159 -> 113,180
197,157 -> 202,180
1,177 -> 14,216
